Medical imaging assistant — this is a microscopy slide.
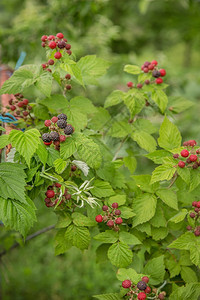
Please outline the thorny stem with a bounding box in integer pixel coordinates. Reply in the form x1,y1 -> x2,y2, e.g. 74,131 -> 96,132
167,171 -> 178,189
0,224 -> 55,258
112,137 -> 128,161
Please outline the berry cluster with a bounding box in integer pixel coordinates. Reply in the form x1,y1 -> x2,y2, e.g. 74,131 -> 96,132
6,93 -> 32,120
41,33 -> 72,60
122,277 -> 166,300
127,60 -> 166,89
44,183 -> 71,208
173,140 -> 199,169
42,113 -> 74,150
188,201 -> 200,236
95,202 -> 123,231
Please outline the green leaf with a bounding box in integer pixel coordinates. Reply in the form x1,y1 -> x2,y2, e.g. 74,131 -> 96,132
53,158 -> 68,174
169,283 -> 200,300
145,150 -> 171,164
56,213 -> 72,228
104,90 -> 124,108
72,212 -> 96,227
65,224 -> 91,250
70,96 -> 96,114
63,106 -> 87,132
108,195 -> 126,206
177,167 -> 190,184
151,164 -> 176,184
76,133 -> 102,169
77,55 -> 110,85
132,119 -> 157,135
151,227 -> 168,240
92,180 -> 115,198
46,148 -> 60,165
167,96 -> 193,113
123,91 -> 145,117
151,89 -> 168,113
123,156 -> 137,174
0,196 -> 36,237
60,136 -> 77,160
88,107 -> 111,131
33,104 -> 50,120
189,169 -> 200,191
38,94 -> 68,111
35,69 -> 53,97
150,204 -> 166,227
116,268 -> 144,284
120,206 -> 136,219
36,143 -> 48,166
181,266 -> 198,283
133,174 -> 159,193
124,64 -> 141,75
0,162 -> 26,202
54,228 -> 72,255
9,129 -> 41,167
0,126 -> 6,131
108,121 -> 132,138
143,256 -> 165,285
94,230 -> 119,243
93,293 -> 122,300
156,189 -> 178,210
158,116 -> 182,150
131,131 -> 157,152
169,209 -> 188,223
0,134 -> 9,149
132,193 -> 157,227
108,242 -> 133,267
119,232 -> 141,245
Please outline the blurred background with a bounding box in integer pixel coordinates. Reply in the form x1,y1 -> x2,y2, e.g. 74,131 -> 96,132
1,0 -> 200,299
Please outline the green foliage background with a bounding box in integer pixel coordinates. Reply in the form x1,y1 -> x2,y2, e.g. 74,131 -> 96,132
1,0 -> 200,299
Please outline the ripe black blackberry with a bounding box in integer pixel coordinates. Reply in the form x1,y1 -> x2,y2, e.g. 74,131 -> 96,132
50,131 -> 60,141
42,133 -> 52,142
137,281 -> 147,291
57,41 -> 66,49
57,119 -> 67,129
57,113 -> 67,121
64,124 -> 74,135
152,70 -> 161,78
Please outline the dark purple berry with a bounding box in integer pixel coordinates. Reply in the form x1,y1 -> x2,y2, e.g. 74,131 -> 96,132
137,281 -> 147,291
64,124 -> 74,135
50,131 -> 60,141
57,119 -> 67,129
57,113 -> 67,121
152,70 -> 161,78
42,133 -> 52,142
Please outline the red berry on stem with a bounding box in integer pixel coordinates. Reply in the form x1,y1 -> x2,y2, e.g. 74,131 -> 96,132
190,155 -> 197,162
66,84 -> 72,90
44,120 -> 51,127
173,153 -> 179,159
192,201 -> 197,207
183,141 -> 189,146
181,149 -> 189,157
194,229 -> 200,236
71,165 -> 77,171
196,201 -> 200,208
188,140 -> 197,147
95,215 -> 103,223
190,212 -> 196,218
102,205 -> 109,211
122,280 -> 132,288
23,111 -> 29,116
137,83 -> 143,89
54,52 -> 62,59
23,99 -> 29,105
112,202 -> 118,209
107,220 -> 114,227
55,183 -> 62,188
41,42 -> 46,47
142,276 -> 149,283
65,44 -> 71,50
156,78 -> 163,84
148,63 -> 155,70
46,190 -> 55,198
115,217 -> 123,224
138,292 -> 146,300
158,294 -> 165,300
44,141 -> 52,146
159,69 -> 166,76
56,33 -> 64,39
51,116 -> 58,123
178,161 -> 185,168
145,286 -> 151,294
67,50 -> 72,56
151,60 -> 158,66
65,74 -> 71,80
10,105 -> 16,111
145,80 -> 150,85
41,35 -> 48,42
59,135 -> 66,142
48,35 -> 55,40
127,81 -> 133,88
65,194 -> 71,200
115,209 -> 121,215
49,41 -> 57,49
48,59 -> 54,65
143,67 -> 149,73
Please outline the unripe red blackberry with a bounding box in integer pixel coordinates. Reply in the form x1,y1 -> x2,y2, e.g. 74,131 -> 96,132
102,205 -> 109,211
64,124 -> 74,135
144,61 -> 150,67
178,161 -> 185,168
57,119 -> 67,129
48,35 -> 55,40
71,165 -> 77,171
115,217 -> 123,224
58,113 -> 67,120
192,201 -> 197,207
156,78 -> 163,84
48,59 -> 54,65
44,197 -> 51,204
141,65 -> 144,70
186,158 -> 191,164
23,111 -> 29,117
57,40 -> 66,49
158,294 -> 165,300
189,155 -> 197,162
49,41 -> 57,49
196,201 -> 200,208
14,93 -> 21,97
42,133 -> 52,143
65,44 -> 71,50
44,120 -> 51,127
56,32 -> 64,39
137,83 -> 143,89
10,105 -> 16,111
23,99 -> 29,106
45,201 -> 54,207
9,99 -> 13,105
67,50 -> 72,56
46,190 -> 55,198
41,42 -> 46,47
173,153 -> 179,159
190,212 -> 196,218
51,116 -> 58,123
127,81 -> 133,88
145,286 -> 151,294
181,149 -> 189,157
59,135 -> 66,142
193,162 -> 199,169
95,215 -> 103,223
66,84 -> 72,90
54,52 -> 62,59
152,70 -> 161,78
18,101 -> 24,107
41,35 -> 48,42
112,202 -> 118,209
65,194 -> 71,200
159,69 -> 166,77
151,60 -> 158,66
65,74 -> 71,80
107,220 -> 114,227
144,80 -> 150,85
183,141 -> 189,146
142,276 -> 149,283
63,38 -> 68,42
137,292 -> 146,300
188,140 -> 197,147
143,67 -> 149,73
50,131 -> 60,141
16,110 -> 21,115
122,280 -> 132,288
148,64 -> 154,70
194,207 -> 199,213
187,225 -> 192,231
55,183 -> 62,188
137,281 -> 147,291
115,209 -> 121,215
